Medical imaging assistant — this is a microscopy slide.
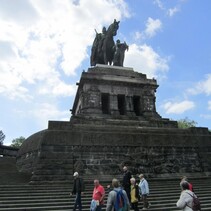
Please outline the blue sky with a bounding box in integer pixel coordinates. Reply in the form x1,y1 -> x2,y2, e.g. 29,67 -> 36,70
0,0 -> 211,145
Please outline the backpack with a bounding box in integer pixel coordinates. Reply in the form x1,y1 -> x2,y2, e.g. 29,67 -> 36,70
114,189 -> 128,211
186,192 -> 201,211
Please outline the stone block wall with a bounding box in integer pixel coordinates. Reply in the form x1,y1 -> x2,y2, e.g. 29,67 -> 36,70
16,122 -> 211,183
72,146 -> 209,177
15,66 -> 211,183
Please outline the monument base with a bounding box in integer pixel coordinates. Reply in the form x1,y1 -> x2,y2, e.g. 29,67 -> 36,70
16,66 -> 211,183
16,119 -> 211,183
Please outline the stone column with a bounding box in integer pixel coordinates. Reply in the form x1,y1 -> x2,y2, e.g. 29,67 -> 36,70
80,86 -> 102,115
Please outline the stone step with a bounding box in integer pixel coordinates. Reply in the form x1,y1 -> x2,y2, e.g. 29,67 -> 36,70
0,185 -> 210,192
0,179 -> 210,189
0,205 -> 71,211
0,187 -> 210,195
0,195 -> 209,203
0,202 -> 210,211
0,195 -> 210,206
0,190 -> 210,201
0,189 -> 206,197
0,194 -> 210,209
1,203 -> 211,211
2,200 -> 211,209
0,192 -> 210,199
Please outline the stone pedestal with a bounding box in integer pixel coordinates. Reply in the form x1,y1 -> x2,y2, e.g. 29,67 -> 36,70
72,65 -> 163,122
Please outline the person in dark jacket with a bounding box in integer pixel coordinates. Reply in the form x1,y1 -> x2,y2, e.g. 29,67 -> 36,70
122,166 -> 132,202
71,172 -> 85,211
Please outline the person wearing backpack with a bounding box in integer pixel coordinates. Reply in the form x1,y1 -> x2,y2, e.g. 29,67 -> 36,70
130,178 -> 140,211
176,181 -> 201,211
106,178 -> 130,211
71,172 -> 85,211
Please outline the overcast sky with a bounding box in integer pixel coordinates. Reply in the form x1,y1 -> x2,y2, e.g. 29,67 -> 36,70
1,0 -> 211,145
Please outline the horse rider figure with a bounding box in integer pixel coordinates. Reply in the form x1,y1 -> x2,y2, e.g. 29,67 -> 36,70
102,19 -> 120,65
90,19 -> 124,66
90,27 -> 107,66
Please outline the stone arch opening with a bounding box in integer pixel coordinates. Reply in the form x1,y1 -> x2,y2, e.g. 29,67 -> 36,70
118,94 -> 126,115
133,96 -> 141,116
101,93 -> 110,114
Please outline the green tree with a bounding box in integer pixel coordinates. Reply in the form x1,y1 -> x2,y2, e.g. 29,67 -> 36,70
0,130 -> 5,145
177,117 -> 197,129
10,136 -> 25,148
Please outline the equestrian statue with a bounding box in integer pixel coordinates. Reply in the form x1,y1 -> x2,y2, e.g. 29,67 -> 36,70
90,19 -> 128,67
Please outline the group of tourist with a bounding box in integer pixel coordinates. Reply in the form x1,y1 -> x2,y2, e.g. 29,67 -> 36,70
121,166 -> 150,210
70,168 -> 201,211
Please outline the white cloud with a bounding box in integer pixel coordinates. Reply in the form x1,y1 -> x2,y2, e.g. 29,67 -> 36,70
134,17 -> 162,41
14,102 -> 71,129
168,7 -> 180,17
162,100 -> 195,114
38,79 -> 76,97
124,43 -> 169,79
153,0 -> 165,10
0,41 -> 16,59
134,31 -> 143,41
31,103 -> 70,122
0,0 -> 38,24
154,0 -> 184,17
187,74 -> 211,96
208,101 -> 211,110
145,17 -> 162,38
0,0 -> 130,100
0,64 -> 32,101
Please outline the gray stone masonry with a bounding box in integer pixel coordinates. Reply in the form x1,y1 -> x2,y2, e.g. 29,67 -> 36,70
16,65 -> 211,183
71,65 -> 168,124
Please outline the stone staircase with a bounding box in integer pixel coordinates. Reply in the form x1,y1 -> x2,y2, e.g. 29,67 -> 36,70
0,177 -> 211,211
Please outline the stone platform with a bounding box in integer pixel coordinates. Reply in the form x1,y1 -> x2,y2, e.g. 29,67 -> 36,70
16,117 -> 211,183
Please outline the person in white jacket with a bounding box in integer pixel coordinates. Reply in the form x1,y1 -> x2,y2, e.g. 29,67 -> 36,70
176,181 -> 194,211
139,174 -> 150,210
